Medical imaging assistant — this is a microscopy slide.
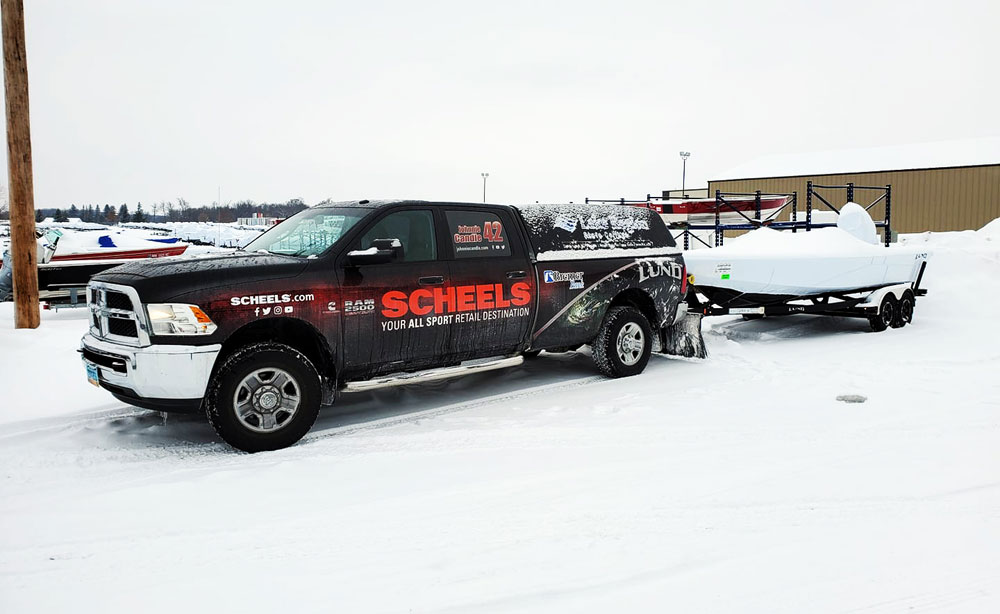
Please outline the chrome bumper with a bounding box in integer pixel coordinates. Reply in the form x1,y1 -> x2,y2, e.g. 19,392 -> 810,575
80,333 -> 221,400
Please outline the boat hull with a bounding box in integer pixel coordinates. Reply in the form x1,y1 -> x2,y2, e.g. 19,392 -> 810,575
49,244 -> 188,262
37,260 -> 130,291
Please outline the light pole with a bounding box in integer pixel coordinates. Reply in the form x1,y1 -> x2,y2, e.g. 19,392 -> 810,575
679,152 -> 690,197
481,172 -> 489,203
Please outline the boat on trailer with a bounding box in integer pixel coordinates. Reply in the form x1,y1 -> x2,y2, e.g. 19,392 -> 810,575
682,203 -> 928,331
1,228 -> 190,296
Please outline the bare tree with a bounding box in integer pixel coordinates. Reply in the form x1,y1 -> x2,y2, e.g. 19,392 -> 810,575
176,197 -> 190,222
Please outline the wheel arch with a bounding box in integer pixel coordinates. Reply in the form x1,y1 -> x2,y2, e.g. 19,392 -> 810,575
608,288 -> 660,329
216,317 -> 336,401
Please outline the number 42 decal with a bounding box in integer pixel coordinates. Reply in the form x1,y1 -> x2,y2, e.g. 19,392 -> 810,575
483,220 -> 504,242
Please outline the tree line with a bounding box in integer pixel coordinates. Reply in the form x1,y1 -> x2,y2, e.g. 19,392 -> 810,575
25,198 -> 310,225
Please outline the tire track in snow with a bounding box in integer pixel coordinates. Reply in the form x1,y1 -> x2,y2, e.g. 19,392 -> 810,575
301,374 -> 608,444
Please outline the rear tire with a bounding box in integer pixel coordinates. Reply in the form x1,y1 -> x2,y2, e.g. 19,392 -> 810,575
592,306 -> 653,378
205,342 -> 321,452
869,294 -> 898,332
894,290 -> 915,328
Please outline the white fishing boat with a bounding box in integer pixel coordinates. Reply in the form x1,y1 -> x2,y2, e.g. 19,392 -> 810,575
683,203 -> 928,307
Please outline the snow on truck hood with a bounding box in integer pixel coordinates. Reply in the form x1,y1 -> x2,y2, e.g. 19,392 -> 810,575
91,252 -> 309,301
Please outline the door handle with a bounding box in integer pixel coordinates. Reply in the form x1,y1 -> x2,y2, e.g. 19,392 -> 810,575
506,270 -> 527,279
418,275 -> 445,286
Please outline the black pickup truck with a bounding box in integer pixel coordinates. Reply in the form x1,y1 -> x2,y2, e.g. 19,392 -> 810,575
81,200 -> 691,451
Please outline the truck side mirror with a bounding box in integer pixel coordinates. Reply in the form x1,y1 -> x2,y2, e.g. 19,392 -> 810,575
347,238 -> 403,265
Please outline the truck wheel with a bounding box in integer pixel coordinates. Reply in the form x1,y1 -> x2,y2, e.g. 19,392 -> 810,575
592,306 -> 653,378
205,342 -> 321,453
868,294 -> 898,332
894,290 -> 915,328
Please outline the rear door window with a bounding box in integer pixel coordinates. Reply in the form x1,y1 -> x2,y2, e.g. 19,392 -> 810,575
445,210 -> 511,259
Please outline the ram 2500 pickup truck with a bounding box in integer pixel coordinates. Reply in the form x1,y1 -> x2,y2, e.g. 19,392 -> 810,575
81,200 -> 691,452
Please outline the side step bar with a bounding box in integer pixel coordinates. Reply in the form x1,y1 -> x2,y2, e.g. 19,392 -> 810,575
344,355 -> 525,392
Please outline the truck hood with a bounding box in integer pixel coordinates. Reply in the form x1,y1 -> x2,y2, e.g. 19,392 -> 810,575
91,253 -> 310,302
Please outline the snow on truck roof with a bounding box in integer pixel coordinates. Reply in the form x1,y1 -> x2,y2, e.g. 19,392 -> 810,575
515,203 -> 677,258
715,136 -> 1000,180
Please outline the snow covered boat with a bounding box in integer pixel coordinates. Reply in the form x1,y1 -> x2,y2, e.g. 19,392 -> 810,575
642,195 -> 789,225
0,228 -> 191,294
38,229 -> 189,291
683,203 -> 928,307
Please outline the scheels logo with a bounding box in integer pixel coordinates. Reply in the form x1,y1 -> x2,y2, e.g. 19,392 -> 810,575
382,282 -> 530,318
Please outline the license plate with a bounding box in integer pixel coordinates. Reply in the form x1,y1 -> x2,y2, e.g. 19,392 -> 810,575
85,361 -> 100,387
729,307 -> 765,315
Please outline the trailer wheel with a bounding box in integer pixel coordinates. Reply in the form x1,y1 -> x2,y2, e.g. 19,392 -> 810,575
592,306 -> 653,378
894,290 -> 915,328
205,342 -> 321,453
869,295 -> 898,332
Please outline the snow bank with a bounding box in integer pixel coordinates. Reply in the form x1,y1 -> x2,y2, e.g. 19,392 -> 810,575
979,217 -> 1000,239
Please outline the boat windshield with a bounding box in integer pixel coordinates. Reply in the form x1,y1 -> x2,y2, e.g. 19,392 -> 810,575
243,207 -> 366,257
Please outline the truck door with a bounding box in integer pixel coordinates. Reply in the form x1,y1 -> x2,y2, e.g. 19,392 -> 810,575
338,207 -> 450,377
443,207 -> 535,360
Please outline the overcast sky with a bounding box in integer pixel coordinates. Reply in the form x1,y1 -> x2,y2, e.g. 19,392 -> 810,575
4,0 -> 998,208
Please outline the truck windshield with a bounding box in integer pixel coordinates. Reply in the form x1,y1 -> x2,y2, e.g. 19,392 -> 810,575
243,207 -> 366,257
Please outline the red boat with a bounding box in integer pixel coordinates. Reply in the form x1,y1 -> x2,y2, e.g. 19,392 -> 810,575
639,196 -> 790,225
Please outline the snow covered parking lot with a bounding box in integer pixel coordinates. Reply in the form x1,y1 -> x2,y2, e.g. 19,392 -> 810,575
1,228 -> 998,613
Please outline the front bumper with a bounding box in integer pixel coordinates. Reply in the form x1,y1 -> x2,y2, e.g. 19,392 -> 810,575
80,333 -> 221,412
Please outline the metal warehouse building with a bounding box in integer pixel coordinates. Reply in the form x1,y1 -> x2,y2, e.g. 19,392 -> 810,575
706,138 -> 1000,233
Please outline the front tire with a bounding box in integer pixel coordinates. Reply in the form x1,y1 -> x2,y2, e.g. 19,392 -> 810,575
205,342 -> 321,452
592,306 -> 653,378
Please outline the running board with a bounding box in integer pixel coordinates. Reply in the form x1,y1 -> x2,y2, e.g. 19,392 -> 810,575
343,355 -> 525,392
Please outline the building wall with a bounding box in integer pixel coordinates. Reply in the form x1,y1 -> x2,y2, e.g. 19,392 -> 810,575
707,164 -> 1000,233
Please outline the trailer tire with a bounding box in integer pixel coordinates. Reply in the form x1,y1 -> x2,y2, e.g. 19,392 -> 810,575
205,342 -> 321,453
869,294 -> 898,332
894,290 -> 915,328
592,306 -> 653,378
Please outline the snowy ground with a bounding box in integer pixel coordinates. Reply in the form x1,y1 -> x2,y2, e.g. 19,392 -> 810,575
1,229 -> 998,613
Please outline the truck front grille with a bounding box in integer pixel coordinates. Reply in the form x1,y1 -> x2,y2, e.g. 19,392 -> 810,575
107,316 -> 138,338
105,291 -> 133,311
88,283 -> 147,346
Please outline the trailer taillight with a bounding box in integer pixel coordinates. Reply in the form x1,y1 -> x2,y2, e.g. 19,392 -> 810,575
681,266 -> 688,295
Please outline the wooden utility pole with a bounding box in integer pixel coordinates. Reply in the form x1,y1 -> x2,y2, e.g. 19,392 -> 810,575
2,0 -> 39,328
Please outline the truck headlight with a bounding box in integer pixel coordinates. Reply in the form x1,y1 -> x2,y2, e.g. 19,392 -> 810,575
146,303 -> 218,335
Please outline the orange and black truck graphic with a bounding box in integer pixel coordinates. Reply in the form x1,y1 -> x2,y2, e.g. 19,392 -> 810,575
83,200 -> 686,451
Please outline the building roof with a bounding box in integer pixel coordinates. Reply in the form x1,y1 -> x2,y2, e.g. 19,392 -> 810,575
714,137 -> 1000,181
